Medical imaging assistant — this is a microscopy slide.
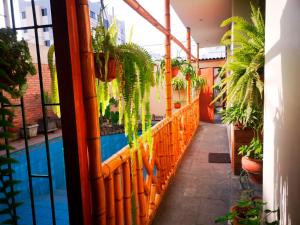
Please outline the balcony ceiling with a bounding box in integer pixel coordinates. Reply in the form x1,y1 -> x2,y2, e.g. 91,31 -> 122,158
171,0 -> 231,47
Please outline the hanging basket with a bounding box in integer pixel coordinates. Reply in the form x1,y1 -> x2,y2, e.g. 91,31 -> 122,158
171,67 -> 179,78
185,74 -> 191,81
94,53 -> 117,82
174,102 -> 181,109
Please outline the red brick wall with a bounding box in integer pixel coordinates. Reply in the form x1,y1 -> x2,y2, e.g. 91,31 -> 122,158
10,64 -> 54,128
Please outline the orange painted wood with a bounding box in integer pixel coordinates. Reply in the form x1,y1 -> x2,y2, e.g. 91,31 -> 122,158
114,168 -> 123,225
96,99 -> 200,225
122,161 -> 131,225
186,27 -> 191,104
164,0 -> 172,118
106,174 -> 116,225
123,0 -> 196,60
76,1 -> 106,225
199,67 -> 214,123
131,152 -> 140,225
137,156 -> 147,224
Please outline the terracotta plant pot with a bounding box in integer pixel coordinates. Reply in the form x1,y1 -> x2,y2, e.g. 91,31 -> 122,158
185,74 -> 191,81
242,156 -> 263,184
230,206 -> 243,225
94,53 -> 117,82
171,67 -> 179,78
174,102 -> 181,109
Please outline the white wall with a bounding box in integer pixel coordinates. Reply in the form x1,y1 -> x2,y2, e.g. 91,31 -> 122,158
264,0 -> 300,224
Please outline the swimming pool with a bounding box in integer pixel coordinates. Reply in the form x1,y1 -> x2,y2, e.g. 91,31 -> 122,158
6,133 -> 129,225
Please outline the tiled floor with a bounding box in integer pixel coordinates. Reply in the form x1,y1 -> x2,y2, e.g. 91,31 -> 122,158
152,122 -> 241,225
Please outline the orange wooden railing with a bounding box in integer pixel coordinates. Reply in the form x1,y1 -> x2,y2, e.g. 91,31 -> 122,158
100,98 -> 199,225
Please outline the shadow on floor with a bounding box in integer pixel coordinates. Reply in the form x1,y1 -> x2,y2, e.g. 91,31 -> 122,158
152,122 -> 241,225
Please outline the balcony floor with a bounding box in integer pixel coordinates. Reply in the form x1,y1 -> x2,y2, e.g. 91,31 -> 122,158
152,122 -> 240,225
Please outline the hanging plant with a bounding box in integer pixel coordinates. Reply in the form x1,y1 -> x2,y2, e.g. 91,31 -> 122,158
0,28 -> 36,224
191,75 -> 206,95
116,43 -> 154,149
93,10 -> 120,114
92,14 -> 154,151
172,77 -> 186,108
159,57 -> 183,80
181,62 -> 196,81
47,45 -> 61,118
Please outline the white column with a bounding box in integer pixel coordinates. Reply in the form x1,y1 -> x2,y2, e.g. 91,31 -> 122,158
264,0 -> 300,224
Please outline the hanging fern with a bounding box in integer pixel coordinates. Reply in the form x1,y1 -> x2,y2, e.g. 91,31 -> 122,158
47,45 -> 61,118
0,28 -> 36,224
213,3 -> 265,122
117,43 -> 154,150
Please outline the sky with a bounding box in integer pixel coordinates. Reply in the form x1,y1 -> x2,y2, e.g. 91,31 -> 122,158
0,0 -> 224,59
98,0 -> 199,59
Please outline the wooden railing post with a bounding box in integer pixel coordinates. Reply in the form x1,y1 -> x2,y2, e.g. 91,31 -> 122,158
187,27 -> 191,104
76,1 -> 106,224
165,0 -> 172,118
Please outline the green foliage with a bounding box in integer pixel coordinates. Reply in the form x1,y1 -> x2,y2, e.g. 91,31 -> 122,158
0,28 -> 36,97
221,105 -> 263,130
172,77 -> 186,101
181,62 -> 196,80
99,97 -> 119,124
0,28 -> 35,224
157,57 -> 184,87
213,3 -> 265,122
239,138 -> 263,160
47,45 -> 61,118
93,10 -> 120,114
191,75 -> 206,91
215,196 -> 279,225
117,43 -> 154,149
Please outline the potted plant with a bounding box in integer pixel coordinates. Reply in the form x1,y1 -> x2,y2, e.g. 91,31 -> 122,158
239,137 -> 263,184
181,62 -> 196,81
191,75 -> 206,97
7,108 -> 19,140
160,57 -> 183,79
20,123 -> 39,138
0,27 -> 36,223
212,4 -> 264,122
212,4 -> 265,175
93,14 -> 154,149
93,10 -> 119,82
215,195 -> 279,225
174,101 -> 181,109
172,77 -> 186,109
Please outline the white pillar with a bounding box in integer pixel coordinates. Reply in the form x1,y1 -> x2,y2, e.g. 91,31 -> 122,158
264,0 -> 300,224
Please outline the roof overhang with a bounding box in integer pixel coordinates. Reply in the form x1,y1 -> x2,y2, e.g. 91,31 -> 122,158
171,0 -> 232,47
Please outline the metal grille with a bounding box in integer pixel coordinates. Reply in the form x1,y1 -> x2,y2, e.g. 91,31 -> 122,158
1,0 -> 62,224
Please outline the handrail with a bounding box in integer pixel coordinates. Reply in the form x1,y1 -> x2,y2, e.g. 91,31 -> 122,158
100,98 -> 200,225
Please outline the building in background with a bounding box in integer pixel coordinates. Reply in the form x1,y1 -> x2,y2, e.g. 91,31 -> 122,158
17,0 -> 125,47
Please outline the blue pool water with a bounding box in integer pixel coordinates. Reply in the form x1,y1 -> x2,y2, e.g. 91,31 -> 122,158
1,133 -> 129,225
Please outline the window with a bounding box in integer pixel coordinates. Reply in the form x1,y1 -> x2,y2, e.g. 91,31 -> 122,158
44,40 -> 50,46
104,19 -> 109,29
21,11 -> 26,19
41,8 -> 47,16
43,27 -> 49,32
23,29 -> 28,33
90,10 -> 96,19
